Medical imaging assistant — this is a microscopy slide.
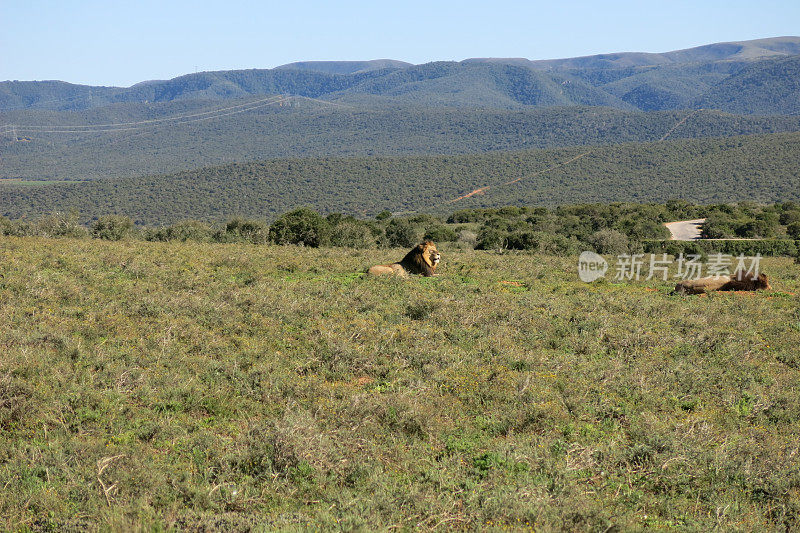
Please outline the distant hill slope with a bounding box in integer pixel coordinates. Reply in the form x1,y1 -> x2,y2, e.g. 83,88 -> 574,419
694,55 -> 800,115
466,36 -> 800,70
4,102 -> 800,181
2,132 -> 798,224
274,60 -> 412,74
328,62 -> 632,108
2,37 -> 800,114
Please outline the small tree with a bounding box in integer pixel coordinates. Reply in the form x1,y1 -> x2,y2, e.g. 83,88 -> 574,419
221,217 -> 269,244
383,219 -> 422,248
329,220 -> 376,248
35,211 -> 87,239
145,220 -> 213,242
0,216 -> 30,237
589,229 -> 629,255
269,208 -> 330,247
91,215 -> 134,241
475,227 -> 506,250
423,224 -> 458,242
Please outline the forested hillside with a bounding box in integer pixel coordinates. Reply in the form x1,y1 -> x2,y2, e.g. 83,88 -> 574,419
695,55 -> 800,115
4,103 -> 800,181
2,132 -> 798,225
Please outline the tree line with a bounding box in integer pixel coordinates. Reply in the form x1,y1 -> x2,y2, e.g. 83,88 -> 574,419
3,201 -> 799,258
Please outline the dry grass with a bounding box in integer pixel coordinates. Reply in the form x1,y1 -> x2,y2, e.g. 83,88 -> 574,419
1,237 -> 799,531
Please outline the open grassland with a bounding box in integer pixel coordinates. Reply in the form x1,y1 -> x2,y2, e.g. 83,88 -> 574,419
1,238 -> 799,531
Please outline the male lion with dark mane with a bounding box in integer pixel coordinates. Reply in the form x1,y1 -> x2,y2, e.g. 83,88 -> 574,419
368,241 -> 441,277
674,270 -> 771,295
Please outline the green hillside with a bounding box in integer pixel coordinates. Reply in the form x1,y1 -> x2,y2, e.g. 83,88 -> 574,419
595,61 -> 742,111
695,55 -> 800,115
2,132 -> 799,225
4,102 -> 800,181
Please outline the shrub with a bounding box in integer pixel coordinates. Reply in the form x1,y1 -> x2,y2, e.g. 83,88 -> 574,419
538,234 -> 582,256
779,210 -> 800,226
589,229 -> 629,255
626,220 -> 671,240
35,211 -> 87,239
475,227 -> 506,250
219,217 -> 269,244
505,230 -> 539,251
269,208 -> 330,247
701,213 -> 737,238
644,239 -> 797,257
91,215 -> 134,241
505,231 -> 581,256
329,220 -> 376,248
146,220 -> 214,242
423,224 -> 458,242
448,209 -> 485,223
457,230 -> 478,248
383,219 -> 422,248
0,216 -> 30,237
787,223 -> 800,240
665,198 -> 697,219
736,220 -> 778,239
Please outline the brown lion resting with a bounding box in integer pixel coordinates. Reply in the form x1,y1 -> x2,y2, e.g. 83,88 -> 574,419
674,270 -> 771,295
367,241 -> 441,277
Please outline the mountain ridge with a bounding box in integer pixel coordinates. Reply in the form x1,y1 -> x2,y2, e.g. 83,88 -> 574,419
3,36 -> 799,114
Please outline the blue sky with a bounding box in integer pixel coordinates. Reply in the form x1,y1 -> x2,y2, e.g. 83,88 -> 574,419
2,0 -> 798,86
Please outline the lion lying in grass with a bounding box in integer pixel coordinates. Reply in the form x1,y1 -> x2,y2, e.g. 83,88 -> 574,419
368,241 -> 441,277
674,270 -> 771,295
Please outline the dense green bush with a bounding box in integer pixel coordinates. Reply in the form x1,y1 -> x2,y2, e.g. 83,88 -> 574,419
3,202 -> 800,258
589,229 -> 630,255
329,220 -> 376,248
735,219 -> 779,239
145,220 -> 214,242
0,217 -> 30,237
644,239 -> 798,257
475,227 -> 506,250
779,210 -> 800,226
218,217 -> 270,244
505,230 -> 581,256
448,209 -> 485,223
423,224 -> 458,242
35,211 -> 88,239
383,219 -> 422,248
269,208 -> 331,247
91,215 -> 135,241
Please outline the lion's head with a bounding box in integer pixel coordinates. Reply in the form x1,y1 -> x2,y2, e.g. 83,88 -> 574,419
421,241 -> 441,269
400,241 -> 440,276
729,270 -> 771,291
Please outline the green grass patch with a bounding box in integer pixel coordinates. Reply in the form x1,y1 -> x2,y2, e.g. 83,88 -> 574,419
0,237 -> 798,530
